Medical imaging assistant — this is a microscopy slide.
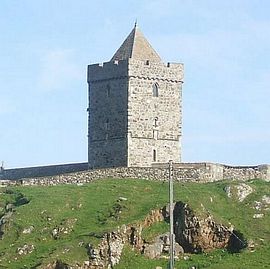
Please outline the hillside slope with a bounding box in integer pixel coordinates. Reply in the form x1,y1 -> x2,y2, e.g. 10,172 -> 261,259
0,178 -> 269,269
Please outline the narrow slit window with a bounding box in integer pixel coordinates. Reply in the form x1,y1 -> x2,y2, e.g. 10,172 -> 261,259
105,119 -> 109,130
106,85 -> 111,97
152,83 -> 159,97
153,149 -> 157,162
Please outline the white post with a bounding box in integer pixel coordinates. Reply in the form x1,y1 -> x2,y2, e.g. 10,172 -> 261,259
169,160 -> 174,269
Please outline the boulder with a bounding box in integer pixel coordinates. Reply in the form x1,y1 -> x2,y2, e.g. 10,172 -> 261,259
224,183 -> 253,202
17,244 -> 35,255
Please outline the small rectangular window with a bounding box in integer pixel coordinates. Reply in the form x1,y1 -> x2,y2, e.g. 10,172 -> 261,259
153,130 -> 158,140
153,149 -> 157,162
105,119 -> 109,130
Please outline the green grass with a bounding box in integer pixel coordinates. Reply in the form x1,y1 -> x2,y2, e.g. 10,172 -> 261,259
0,178 -> 269,268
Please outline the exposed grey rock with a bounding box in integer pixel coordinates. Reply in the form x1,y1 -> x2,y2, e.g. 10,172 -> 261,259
44,202 -> 244,268
22,225 -> 34,234
253,213 -> 264,219
52,228 -> 59,239
224,186 -> 232,198
0,211 -> 13,238
51,219 -> 77,240
262,195 -> 270,204
247,239 -> 255,251
173,202 -> 233,253
118,197 -> 127,201
236,183 -> 253,202
144,232 -> 184,259
144,240 -> 163,259
5,203 -> 14,211
0,211 -> 12,225
224,183 -> 253,202
254,195 -> 270,212
254,201 -> 262,210
175,242 -> 184,256
17,244 -> 35,255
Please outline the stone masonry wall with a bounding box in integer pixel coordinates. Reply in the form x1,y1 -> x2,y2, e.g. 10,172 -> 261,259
223,164 -> 270,181
0,162 -> 88,180
87,61 -> 129,168
1,163 -> 269,186
127,59 -> 184,166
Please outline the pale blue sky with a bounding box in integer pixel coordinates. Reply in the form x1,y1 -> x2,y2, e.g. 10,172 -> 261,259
0,0 -> 269,168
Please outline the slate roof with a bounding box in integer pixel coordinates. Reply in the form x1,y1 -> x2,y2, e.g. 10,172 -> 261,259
111,24 -> 162,62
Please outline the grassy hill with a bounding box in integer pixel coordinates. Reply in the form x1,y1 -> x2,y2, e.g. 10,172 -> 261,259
0,178 -> 269,269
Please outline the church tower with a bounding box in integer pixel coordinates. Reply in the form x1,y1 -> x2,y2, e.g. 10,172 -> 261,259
87,25 -> 184,168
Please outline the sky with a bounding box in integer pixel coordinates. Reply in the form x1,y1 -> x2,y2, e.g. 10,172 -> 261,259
0,0 -> 269,168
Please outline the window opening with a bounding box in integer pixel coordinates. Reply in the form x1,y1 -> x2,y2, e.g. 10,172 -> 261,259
106,85 -> 111,97
153,83 -> 159,97
105,119 -> 109,130
153,130 -> 158,140
154,117 -> 158,127
153,149 -> 157,162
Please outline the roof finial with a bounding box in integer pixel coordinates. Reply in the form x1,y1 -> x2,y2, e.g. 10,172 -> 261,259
134,19 -> 137,28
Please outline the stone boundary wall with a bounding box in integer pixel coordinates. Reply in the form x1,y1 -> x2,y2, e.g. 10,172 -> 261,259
0,163 -> 269,186
223,164 -> 270,181
0,162 -> 89,180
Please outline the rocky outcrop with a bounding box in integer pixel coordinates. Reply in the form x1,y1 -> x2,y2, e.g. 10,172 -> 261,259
43,260 -> 69,269
51,218 -> 77,240
173,202 -> 233,253
253,195 -> 270,219
87,230 -> 126,269
42,202 -> 245,269
17,244 -> 35,255
84,208 -> 165,269
224,183 -> 253,202
0,191 -> 30,239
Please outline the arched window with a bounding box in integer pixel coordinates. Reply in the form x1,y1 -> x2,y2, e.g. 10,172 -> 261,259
152,83 -> 159,97
154,117 -> 158,127
153,149 -> 157,162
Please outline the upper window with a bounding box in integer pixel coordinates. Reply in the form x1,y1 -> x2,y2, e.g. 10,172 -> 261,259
154,117 -> 158,127
152,83 -> 159,97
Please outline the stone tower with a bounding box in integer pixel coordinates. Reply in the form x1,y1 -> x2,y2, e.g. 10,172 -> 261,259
87,25 -> 184,168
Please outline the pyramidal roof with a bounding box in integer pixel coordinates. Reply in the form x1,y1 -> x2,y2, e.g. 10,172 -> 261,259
111,24 -> 162,62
